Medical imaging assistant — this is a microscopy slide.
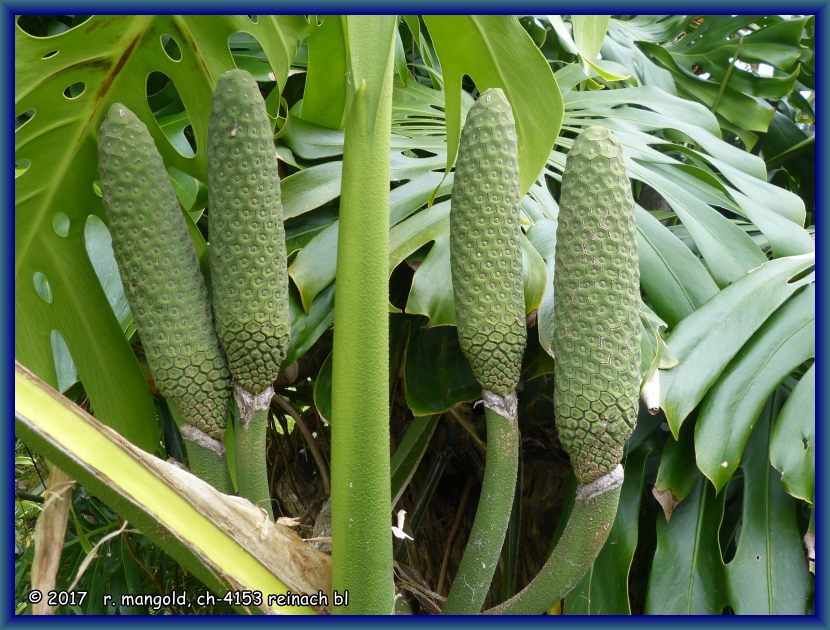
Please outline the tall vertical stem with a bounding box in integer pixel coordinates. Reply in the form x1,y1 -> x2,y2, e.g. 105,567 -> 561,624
330,15 -> 397,614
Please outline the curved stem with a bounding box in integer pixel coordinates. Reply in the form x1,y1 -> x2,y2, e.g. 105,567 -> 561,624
484,466 -> 624,615
443,392 -> 520,614
233,384 -> 274,519
273,394 -> 331,496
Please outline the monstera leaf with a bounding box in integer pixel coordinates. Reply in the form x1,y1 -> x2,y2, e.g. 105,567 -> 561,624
15,15 -> 311,448
605,15 -> 812,148
423,15 -> 563,195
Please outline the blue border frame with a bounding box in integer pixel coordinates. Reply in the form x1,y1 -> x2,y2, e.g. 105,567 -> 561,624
6,3 -> 828,626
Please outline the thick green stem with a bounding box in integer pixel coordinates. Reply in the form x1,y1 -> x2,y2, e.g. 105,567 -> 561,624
233,384 -> 274,520
330,15 -> 397,615
443,392 -> 520,614
180,425 -> 232,494
485,466 -> 624,614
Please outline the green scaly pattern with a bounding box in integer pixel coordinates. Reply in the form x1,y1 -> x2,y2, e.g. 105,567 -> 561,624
450,88 -> 527,396
208,69 -> 290,394
553,126 -> 641,484
98,103 -> 231,439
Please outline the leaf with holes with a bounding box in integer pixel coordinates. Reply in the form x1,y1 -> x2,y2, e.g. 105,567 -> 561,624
770,363 -> 814,504
15,15 -> 311,449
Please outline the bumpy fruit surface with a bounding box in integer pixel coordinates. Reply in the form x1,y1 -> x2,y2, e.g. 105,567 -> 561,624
553,126 -> 641,484
208,69 -> 290,394
98,103 -> 231,439
450,88 -> 527,396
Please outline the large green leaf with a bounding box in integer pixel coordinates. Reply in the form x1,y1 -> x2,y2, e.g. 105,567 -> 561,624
660,253 -> 814,437
423,15 -> 562,194
548,15 -> 629,83
635,205 -> 719,328
403,324 -> 479,416
644,479 -> 727,613
645,405 -> 810,614
15,15 -> 311,449
282,161 -> 343,220
770,363 -> 814,504
654,15 -> 808,98
571,15 -> 609,61
724,404 -> 811,613
301,16 -> 347,129
695,283 -> 814,491
632,166 -> 767,286
616,15 -> 813,155
603,16 -> 687,91
696,16 -> 805,68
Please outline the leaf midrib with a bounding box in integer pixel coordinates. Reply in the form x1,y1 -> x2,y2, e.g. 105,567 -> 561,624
15,17 -> 153,282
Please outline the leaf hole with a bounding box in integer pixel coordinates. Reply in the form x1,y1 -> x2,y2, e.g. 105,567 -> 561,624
85,215 -> 131,326
405,148 -> 438,159
787,265 -> 815,284
15,159 -> 31,179
802,437 -> 810,450
16,108 -> 36,131
51,329 -> 78,392
32,271 -> 53,304
17,15 -> 91,36
145,71 -> 196,157
228,31 -> 271,81
52,212 -> 70,237
160,34 -> 182,61
248,15 -> 259,23
42,49 -> 59,59
720,472 -> 743,563
63,81 -> 86,99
